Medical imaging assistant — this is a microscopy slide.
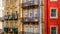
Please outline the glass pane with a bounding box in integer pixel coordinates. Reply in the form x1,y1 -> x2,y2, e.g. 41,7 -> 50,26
10,21 -> 13,28
23,10 -> 28,17
51,27 -> 56,34
34,0 -> 38,4
34,25 -> 38,33
51,9 -> 56,17
6,22 -> 8,27
14,21 -> 17,28
34,9 -> 38,17
29,9 -> 33,18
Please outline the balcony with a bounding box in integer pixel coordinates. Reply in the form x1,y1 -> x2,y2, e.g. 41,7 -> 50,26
9,14 -> 13,20
21,0 -> 38,8
4,15 -> 9,20
9,28 -> 13,32
9,28 -> 18,32
22,17 -> 38,23
34,17 -> 39,22
4,27 -> 8,32
13,13 -> 18,20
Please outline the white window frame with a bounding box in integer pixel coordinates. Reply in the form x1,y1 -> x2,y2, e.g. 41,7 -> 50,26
50,8 -> 58,18
50,0 -> 58,2
50,25 -> 58,34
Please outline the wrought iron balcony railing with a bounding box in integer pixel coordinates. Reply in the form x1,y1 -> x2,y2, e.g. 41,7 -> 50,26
22,17 -> 38,23
4,13 -> 18,20
9,28 -> 18,32
4,15 -> 9,20
21,0 -> 38,8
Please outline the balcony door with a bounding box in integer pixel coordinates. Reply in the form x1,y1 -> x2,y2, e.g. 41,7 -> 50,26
23,24 -> 39,34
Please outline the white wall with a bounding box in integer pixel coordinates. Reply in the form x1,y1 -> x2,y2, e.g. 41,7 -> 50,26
0,0 -> 4,17
0,0 -> 4,29
0,22 -> 3,29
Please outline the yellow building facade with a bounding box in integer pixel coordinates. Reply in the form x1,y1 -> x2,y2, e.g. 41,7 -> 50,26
4,0 -> 22,34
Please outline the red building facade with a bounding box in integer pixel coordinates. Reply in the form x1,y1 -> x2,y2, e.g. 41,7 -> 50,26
44,0 -> 60,34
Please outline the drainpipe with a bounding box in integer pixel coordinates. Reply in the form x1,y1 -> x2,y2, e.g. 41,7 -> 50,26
38,0 -> 41,34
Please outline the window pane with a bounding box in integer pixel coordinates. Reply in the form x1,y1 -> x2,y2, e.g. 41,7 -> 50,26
29,9 -> 33,18
4,21 -> 8,27
14,21 -> 17,28
23,10 -> 28,17
51,27 -> 56,34
34,0 -> 38,4
10,21 -> 13,28
51,9 -> 56,17
34,9 -> 38,17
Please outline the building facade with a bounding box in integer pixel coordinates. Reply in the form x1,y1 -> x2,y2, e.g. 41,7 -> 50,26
3,0 -> 22,34
44,0 -> 59,34
3,0 -> 44,34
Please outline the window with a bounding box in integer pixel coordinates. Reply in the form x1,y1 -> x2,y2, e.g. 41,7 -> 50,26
50,0 -> 58,2
10,21 -> 13,28
29,9 -> 33,18
34,0 -> 38,4
14,21 -> 17,28
50,8 -> 58,18
50,26 -> 58,34
34,9 -> 38,17
23,9 -> 28,17
4,21 -> 8,27
34,25 -> 38,33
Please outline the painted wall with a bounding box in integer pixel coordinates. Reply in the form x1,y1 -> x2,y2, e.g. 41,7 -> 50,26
44,0 -> 60,34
